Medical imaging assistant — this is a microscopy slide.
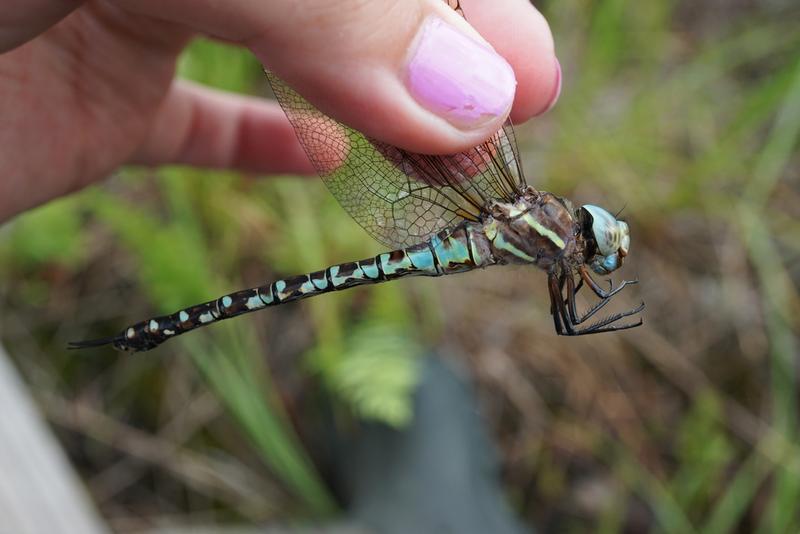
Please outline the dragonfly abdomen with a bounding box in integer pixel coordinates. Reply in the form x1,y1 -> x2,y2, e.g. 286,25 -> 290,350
381,223 -> 494,277
71,222 -> 495,352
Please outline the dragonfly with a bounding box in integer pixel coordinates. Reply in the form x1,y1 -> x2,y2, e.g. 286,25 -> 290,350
71,17 -> 643,354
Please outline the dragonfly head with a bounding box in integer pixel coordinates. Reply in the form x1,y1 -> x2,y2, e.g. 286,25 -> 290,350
579,205 -> 630,275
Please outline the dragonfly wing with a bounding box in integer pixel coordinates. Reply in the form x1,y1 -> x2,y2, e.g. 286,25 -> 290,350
266,71 -> 526,248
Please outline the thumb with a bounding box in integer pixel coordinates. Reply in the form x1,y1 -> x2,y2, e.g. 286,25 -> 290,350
249,0 -> 519,154
120,0 -> 557,154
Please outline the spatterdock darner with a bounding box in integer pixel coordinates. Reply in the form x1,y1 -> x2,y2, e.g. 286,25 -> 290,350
71,67 -> 643,353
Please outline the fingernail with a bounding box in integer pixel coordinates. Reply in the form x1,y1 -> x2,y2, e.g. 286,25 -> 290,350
405,16 -> 516,130
538,57 -> 561,116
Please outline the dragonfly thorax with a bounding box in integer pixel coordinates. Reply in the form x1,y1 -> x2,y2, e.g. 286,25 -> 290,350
579,205 -> 630,275
481,192 -> 577,271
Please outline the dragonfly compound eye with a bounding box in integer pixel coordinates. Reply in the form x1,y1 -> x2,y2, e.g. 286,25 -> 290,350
581,204 -> 630,275
582,205 -> 629,256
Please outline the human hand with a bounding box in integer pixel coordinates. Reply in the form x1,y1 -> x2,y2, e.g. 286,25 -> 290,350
0,0 -> 560,222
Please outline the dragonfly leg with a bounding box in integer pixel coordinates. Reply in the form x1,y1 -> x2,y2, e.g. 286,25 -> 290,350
578,265 -> 638,299
565,273 -> 613,325
573,276 -> 584,296
574,303 -> 645,335
549,270 -> 645,336
558,271 -> 585,312
557,272 -> 569,308
548,273 -> 574,335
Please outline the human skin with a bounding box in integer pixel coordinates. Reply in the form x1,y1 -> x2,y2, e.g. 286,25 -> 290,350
0,0 -> 560,223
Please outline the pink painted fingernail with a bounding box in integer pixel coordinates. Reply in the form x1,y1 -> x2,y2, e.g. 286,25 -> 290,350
538,57 -> 562,116
405,16 -> 516,130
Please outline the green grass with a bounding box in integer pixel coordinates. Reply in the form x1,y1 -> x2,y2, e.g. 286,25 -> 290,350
1,0 -> 799,530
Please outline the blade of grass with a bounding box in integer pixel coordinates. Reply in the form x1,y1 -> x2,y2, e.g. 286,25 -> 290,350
701,450 -> 771,534
669,392 -> 733,513
737,60 -> 800,534
91,177 -> 335,514
186,333 -> 336,514
614,448 -> 697,534
599,426 -> 698,534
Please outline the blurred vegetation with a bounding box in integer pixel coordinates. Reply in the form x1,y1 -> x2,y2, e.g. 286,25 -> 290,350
1,0 -> 799,531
